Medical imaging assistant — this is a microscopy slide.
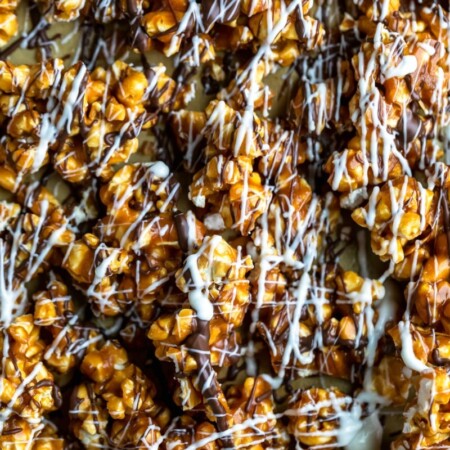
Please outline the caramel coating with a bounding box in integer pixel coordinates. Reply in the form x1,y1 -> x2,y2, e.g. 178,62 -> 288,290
0,0 -> 18,47
257,265 -> 384,380
70,340 -> 170,449
0,315 -> 62,444
33,280 -> 100,374
0,60 -> 188,186
287,387 -> 355,448
63,162 -> 204,320
351,176 -> 436,264
149,235 -> 253,429
2,1 -> 450,449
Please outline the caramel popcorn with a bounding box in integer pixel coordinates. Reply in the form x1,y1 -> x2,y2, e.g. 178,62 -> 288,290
64,162 -> 205,320
257,264 -> 385,380
0,60 -> 187,186
70,340 -> 170,449
370,355 -> 412,405
164,415 -> 221,450
351,176 -> 436,264
390,368 -> 450,450
0,315 -> 62,443
0,0 -> 18,47
33,279 -> 101,374
326,17 -> 449,204
287,387 -> 363,449
227,377 -> 288,449
1,0 -> 450,448
190,157 -> 270,235
187,99 -> 280,235
149,234 -> 253,437
0,186 -> 75,330
0,419 -> 65,450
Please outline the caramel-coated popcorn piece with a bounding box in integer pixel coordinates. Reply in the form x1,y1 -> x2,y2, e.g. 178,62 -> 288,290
0,315 -> 62,444
149,234 -> 253,442
0,0 -> 18,47
64,162 -> 204,320
0,419 -> 65,450
257,265 -> 385,380
287,387 -> 362,449
0,60 -> 187,186
227,377 -> 288,448
33,279 -> 101,373
70,340 -> 170,449
352,176 -> 436,264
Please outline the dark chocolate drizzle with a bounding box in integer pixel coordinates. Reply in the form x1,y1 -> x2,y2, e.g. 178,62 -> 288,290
397,110 -> 422,145
2,427 -> 23,436
126,0 -> 151,53
28,3 -> 53,60
202,0 -> 241,30
432,348 -> 450,366
184,318 -> 233,448
174,212 -> 190,252
440,186 -> 450,259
